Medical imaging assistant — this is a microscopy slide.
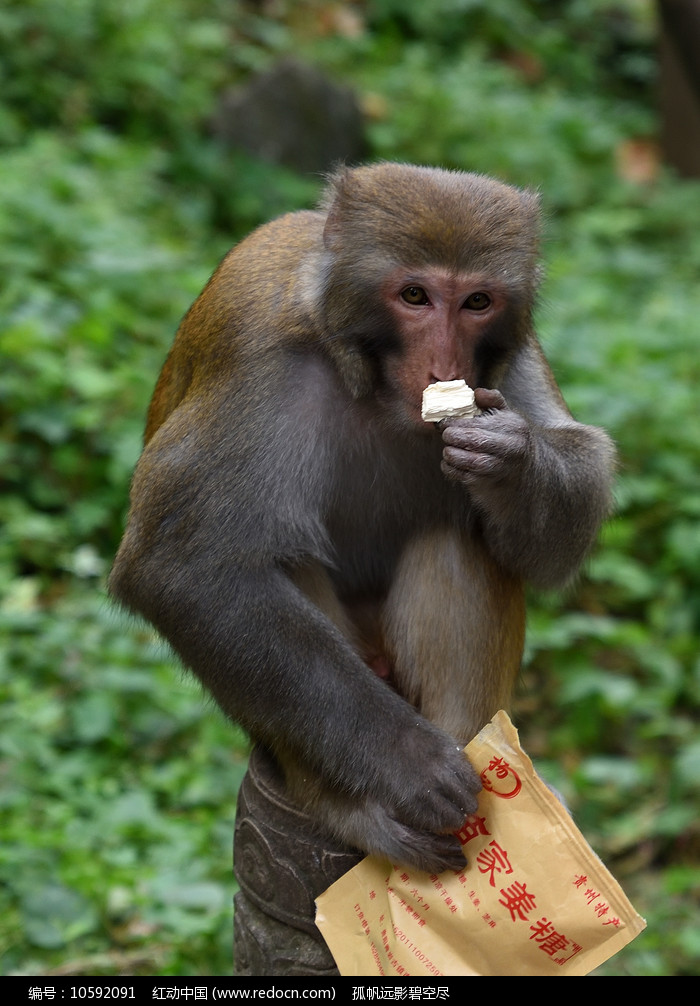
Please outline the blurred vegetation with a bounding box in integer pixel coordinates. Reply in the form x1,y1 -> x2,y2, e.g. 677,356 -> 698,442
1,0 -> 698,978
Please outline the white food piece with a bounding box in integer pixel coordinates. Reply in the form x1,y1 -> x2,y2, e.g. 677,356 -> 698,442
421,380 -> 480,422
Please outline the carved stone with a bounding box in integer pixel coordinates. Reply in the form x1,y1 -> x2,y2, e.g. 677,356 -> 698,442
233,746 -> 363,976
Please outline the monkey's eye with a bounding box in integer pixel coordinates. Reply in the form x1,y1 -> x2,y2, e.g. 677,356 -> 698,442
400,286 -> 430,305
463,292 -> 492,311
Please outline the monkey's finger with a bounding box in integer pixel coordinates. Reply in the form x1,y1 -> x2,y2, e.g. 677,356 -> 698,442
417,779 -> 480,824
474,387 -> 507,411
383,824 -> 468,875
399,771 -> 481,833
442,416 -> 527,449
355,800 -> 470,874
441,427 -> 507,451
441,450 -> 505,479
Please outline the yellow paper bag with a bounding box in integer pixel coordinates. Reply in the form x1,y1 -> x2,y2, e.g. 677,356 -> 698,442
316,710 -> 645,976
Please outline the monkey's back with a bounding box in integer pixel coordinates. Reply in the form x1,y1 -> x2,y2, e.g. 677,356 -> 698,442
145,210 -> 326,442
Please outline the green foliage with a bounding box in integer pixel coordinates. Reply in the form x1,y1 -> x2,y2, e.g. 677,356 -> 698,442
1,0 -> 697,978
0,588 -> 249,974
365,0 -> 656,98
0,0 -> 237,142
0,130 -> 204,591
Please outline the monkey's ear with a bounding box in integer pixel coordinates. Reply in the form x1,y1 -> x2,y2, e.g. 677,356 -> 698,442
321,166 -> 352,252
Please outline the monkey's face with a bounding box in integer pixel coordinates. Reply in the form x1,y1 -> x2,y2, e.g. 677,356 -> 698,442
381,266 -> 512,428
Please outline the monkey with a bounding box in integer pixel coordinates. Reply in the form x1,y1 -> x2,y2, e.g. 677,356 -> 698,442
109,162 -> 615,875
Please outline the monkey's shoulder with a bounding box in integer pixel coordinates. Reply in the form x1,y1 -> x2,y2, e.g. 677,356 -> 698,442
168,211 -> 327,366
217,209 -> 326,283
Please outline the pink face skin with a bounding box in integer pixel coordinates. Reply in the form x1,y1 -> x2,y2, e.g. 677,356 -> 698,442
381,266 -> 509,427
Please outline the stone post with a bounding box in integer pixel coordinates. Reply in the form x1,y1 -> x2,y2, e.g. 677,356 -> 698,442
233,746 -> 362,976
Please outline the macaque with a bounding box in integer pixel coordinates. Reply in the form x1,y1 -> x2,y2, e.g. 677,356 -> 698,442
110,163 -> 615,873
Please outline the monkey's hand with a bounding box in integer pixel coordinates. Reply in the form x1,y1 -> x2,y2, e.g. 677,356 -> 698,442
307,722 -> 483,874
379,725 -> 482,872
438,385 -> 614,588
439,387 -> 530,493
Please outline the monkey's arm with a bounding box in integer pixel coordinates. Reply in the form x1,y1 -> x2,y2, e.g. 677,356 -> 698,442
440,343 -> 615,588
110,373 -> 480,872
